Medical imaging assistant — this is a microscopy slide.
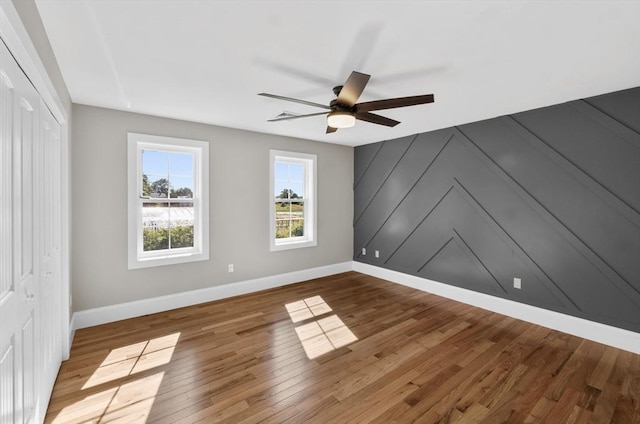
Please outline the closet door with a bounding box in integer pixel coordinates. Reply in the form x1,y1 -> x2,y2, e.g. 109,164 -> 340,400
0,39 -> 19,424
38,99 -> 62,399
1,38 -> 40,424
0,38 -> 62,424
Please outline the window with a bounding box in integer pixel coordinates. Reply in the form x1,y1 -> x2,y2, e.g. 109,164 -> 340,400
270,150 -> 317,251
127,133 -> 209,269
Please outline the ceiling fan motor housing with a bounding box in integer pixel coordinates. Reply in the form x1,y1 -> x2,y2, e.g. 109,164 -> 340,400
331,85 -> 356,112
330,98 -> 355,113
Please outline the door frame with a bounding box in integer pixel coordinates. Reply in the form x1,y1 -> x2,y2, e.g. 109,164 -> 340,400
0,0 -> 71,359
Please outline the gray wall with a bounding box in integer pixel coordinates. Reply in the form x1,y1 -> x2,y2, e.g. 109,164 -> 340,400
72,105 -> 353,311
354,87 -> 640,332
11,0 -> 72,114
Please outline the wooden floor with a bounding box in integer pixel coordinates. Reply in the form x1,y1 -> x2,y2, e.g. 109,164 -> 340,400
45,272 -> 639,423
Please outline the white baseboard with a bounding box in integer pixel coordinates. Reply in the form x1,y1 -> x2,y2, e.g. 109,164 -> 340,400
353,262 -> 640,354
70,260 -> 639,354
71,261 -> 352,331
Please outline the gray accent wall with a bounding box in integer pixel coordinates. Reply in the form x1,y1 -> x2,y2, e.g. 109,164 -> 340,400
354,87 -> 640,333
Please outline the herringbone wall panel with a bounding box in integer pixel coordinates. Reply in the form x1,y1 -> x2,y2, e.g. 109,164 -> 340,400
354,87 -> 640,332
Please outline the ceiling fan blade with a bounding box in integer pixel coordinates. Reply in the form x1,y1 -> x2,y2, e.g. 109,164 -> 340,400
267,111 -> 328,122
355,112 -> 400,127
326,126 -> 338,134
356,94 -> 434,112
336,71 -> 371,107
258,93 -> 330,110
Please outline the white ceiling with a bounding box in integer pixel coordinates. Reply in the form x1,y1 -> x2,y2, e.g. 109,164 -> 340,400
35,0 -> 640,147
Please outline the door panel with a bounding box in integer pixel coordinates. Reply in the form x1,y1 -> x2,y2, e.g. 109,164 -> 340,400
13,52 -> 39,424
0,342 -> 15,424
39,102 -> 62,395
20,314 -> 35,424
1,38 -> 21,424
0,55 -> 13,306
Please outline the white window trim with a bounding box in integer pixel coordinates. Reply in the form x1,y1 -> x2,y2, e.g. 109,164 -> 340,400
127,133 -> 209,269
270,150 -> 317,251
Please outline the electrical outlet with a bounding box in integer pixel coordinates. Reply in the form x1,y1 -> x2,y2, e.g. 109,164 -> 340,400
228,264 -> 234,273
362,248 -> 366,255
375,250 -> 379,258
513,277 -> 521,289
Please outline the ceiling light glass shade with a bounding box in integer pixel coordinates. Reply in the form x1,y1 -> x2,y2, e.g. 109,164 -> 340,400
327,111 -> 356,129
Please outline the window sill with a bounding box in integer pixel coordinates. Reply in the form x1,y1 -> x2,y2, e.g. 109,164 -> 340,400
270,239 -> 317,252
128,251 -> 209,269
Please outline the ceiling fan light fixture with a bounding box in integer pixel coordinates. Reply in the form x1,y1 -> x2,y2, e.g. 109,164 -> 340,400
327,111 -> 355,129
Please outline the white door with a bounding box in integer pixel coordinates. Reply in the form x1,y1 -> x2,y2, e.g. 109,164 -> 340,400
0,38 -> 63,424
38,99 -> 62,400
0,39 -> 19,424
1,37 -> 40,424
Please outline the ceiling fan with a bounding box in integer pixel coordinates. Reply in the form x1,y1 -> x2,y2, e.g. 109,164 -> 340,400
258,71 -> 435,134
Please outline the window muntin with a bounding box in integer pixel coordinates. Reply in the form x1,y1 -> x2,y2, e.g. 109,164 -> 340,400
128,133 -> 209,269
270,150 -> 316,251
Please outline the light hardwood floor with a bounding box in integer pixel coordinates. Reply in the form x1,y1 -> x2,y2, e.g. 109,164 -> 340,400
45,272 -> 639,423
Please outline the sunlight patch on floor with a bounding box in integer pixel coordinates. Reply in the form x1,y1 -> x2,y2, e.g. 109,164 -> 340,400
285,296 -> 357,359
53,372 -> 165,424
294,315 -> 358,359
83,333 -> 180,389
51,333 -> 180,423
285,295 -> 333,323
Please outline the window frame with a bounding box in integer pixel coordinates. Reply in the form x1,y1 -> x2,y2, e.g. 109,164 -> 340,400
270,150 -> 317,251
127,133 -> 209,269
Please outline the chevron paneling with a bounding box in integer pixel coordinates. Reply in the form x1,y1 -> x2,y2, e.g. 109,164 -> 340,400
354,87 -> 640,332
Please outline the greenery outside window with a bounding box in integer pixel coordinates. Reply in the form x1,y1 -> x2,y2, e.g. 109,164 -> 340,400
270,150 -> 317,251
128,133 -> 209,269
